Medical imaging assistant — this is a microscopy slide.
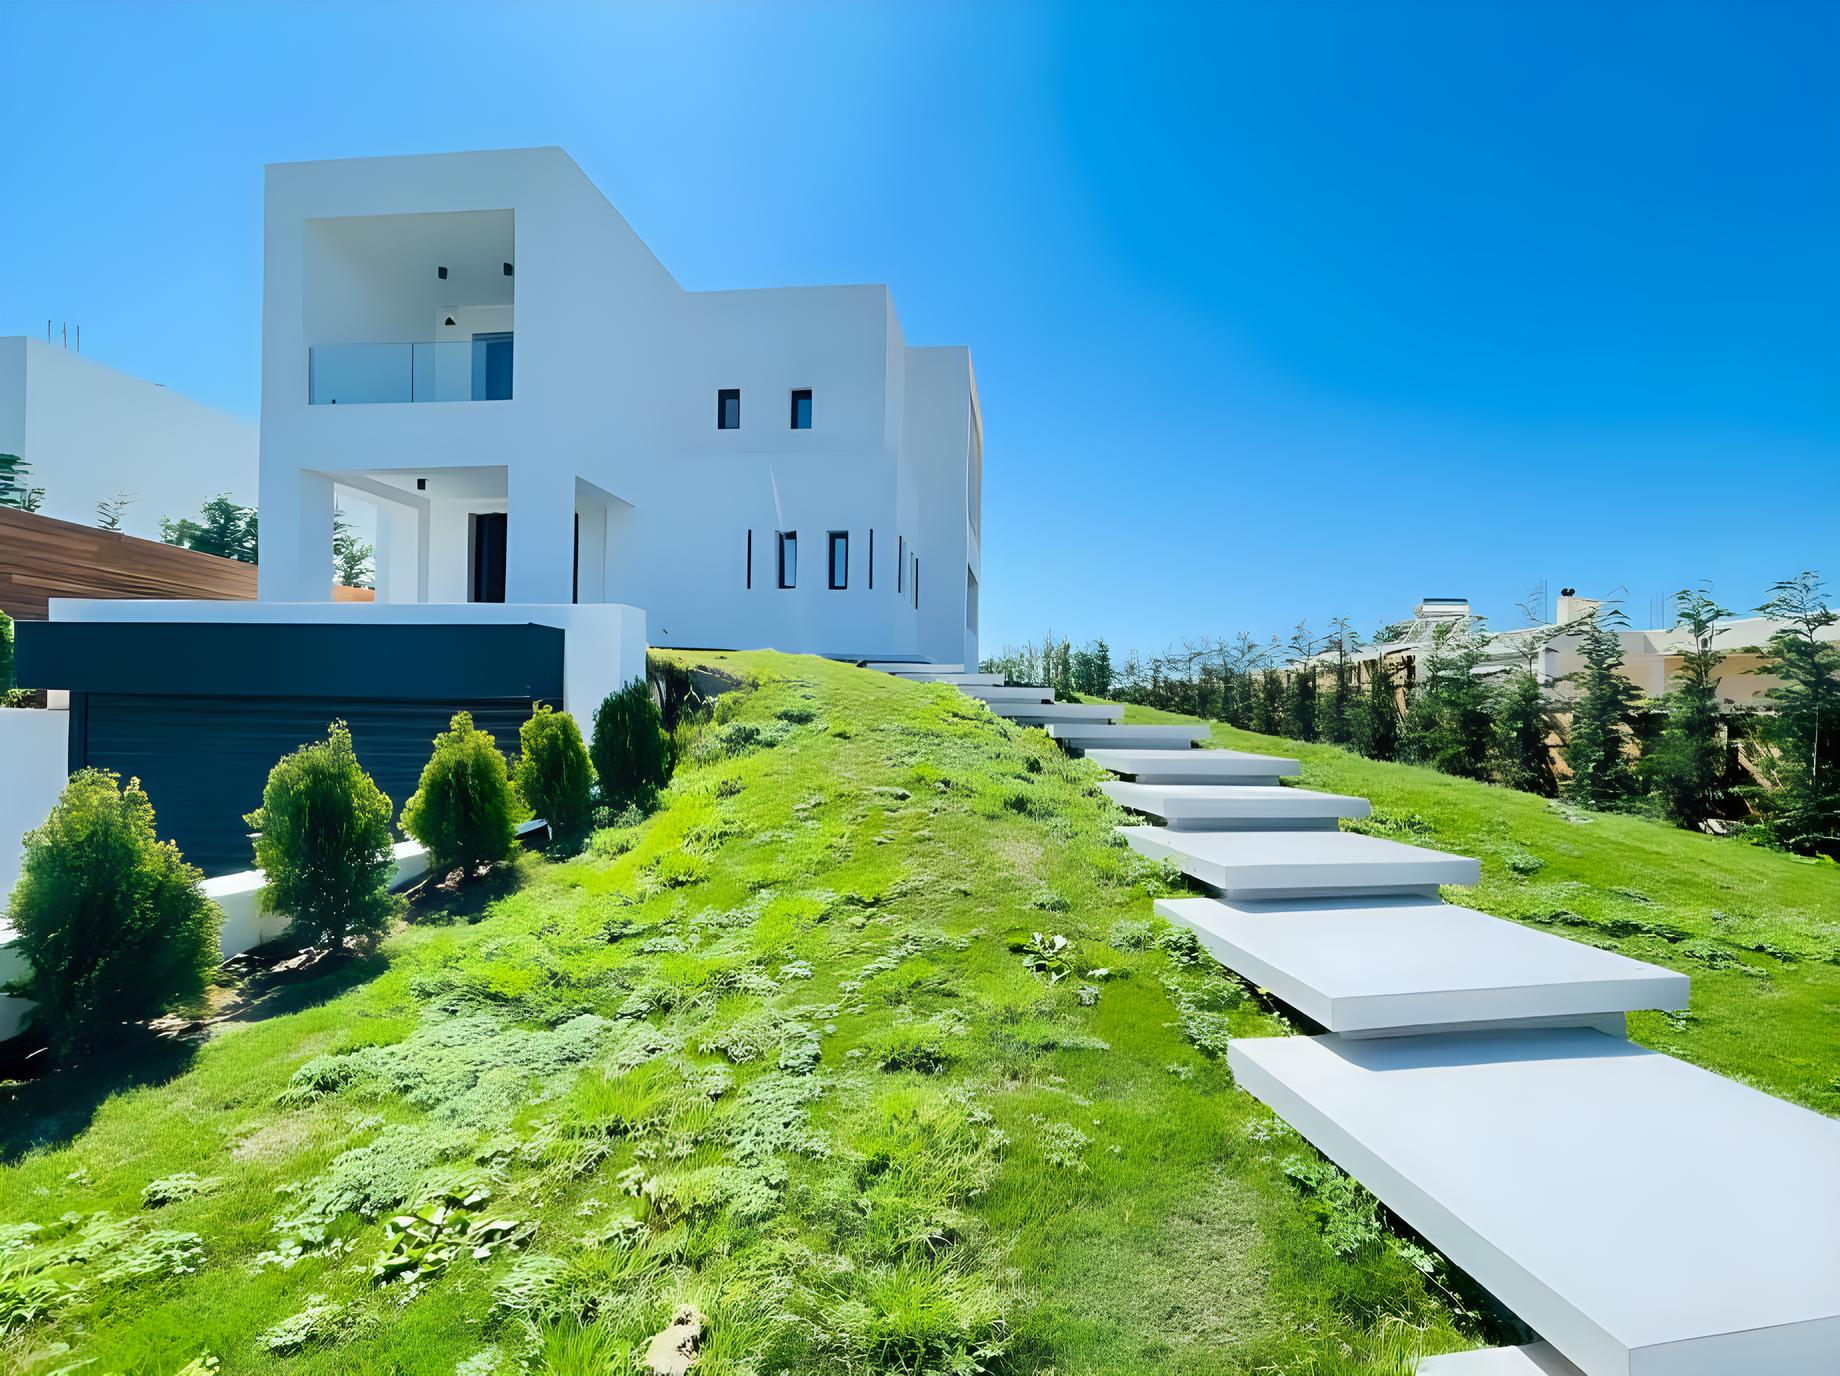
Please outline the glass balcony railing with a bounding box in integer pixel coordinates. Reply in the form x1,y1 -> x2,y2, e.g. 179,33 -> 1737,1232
307,336 -> 514,405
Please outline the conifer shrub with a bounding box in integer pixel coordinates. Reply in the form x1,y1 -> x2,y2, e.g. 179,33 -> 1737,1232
401,712 -> 525,873
590,678 -> 669,809
245,721 -> 401,949
511,704 -> 595,837
6,769 -> 220,1056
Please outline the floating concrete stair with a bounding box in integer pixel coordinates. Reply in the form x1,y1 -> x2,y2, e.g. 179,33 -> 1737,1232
1122,826 -> 1479,900
1418,1347 -> 1581,1376
1103,781 -> 1368,830
1230,1029 -> 1840,1376
956,684 -> 1057,703
987,701 -> 1124,725
1047,722 -> 1211,751
1084,747 -> 1301,784
892,671 -> 1006,686
865,661 -> 964,673
1156,895 -> 1687,1036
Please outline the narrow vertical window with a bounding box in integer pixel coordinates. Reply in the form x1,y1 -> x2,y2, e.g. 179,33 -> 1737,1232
897,536 -> 905,593
777,530 -> 797,588
868,529 -> 874,589
913,556 -> 920,609
790,389 -> 813,429
745,529 -> 752,589
828,531 -> 848,589
717,388 -> 741,429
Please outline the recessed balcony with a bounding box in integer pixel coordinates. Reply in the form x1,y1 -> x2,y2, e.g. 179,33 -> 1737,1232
307,336 -> 513,405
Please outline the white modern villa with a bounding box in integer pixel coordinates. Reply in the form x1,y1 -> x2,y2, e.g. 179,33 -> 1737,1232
260,145 -> 983,667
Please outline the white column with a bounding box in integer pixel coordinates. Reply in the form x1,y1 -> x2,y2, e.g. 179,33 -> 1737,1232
372,501 -> 425,604
505,467 -> 574,605
257,466 -> 334,602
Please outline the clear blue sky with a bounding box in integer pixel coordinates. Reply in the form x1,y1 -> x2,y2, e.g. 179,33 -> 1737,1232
3,1 -> 1835,655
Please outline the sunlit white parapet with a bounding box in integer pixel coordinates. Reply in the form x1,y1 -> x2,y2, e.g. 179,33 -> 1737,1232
1230,1029 -> 1840,1376
1121,826 -> 1478,900
1047,722 -> 1211,750
1104,781 -> 1368,830
1156,895 -> 1687,1035
1084,747 -> 1300,784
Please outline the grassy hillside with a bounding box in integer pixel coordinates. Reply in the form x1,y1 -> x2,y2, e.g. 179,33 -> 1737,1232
0,655 -> 1830,1375
1119,703 -> 1840,1114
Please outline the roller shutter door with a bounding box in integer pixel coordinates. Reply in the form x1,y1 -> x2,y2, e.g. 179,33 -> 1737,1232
82,694 -> 533,876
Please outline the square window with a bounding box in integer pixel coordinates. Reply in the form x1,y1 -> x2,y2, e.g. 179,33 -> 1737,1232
791,389 -> 813,429
717,388 -> 741,429
778,530 -> 797,588
828,531 -> 848,589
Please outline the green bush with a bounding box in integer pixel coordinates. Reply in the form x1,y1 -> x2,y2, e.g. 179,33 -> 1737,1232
590,679 -> 669,808
511,704 -> 594,837
244,721 -> 401,950
5,769 -> 220,1057
0,608 -> 14,692
400,711 -> 525,873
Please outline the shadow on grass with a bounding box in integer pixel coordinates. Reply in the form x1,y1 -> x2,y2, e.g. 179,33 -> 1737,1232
0,1025 -> 197,1164
214,948 -> 390,1031
403,856 -> 529,927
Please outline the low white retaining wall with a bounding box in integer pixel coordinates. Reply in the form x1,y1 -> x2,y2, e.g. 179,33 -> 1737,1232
0,707 -> 72,906
0,839 -> 431,1042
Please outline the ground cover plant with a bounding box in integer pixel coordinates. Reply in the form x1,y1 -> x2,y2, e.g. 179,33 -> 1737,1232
1117,701 -> 1840,1113
0,653 -> 1500,1374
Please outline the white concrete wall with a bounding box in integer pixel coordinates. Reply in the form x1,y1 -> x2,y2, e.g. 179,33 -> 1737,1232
0,337 -> 256,543
0,840 -> 433,1042
256,147 -> 980,664
0,707 -> 71,910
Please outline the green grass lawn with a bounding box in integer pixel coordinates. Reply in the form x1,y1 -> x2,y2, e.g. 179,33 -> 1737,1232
1118,702 -> 1840,1114
0,654 -> 1830,1376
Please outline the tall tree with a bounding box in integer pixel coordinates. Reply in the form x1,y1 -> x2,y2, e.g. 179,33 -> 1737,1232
1252,666 -> 1283,735
1320,616 -> 1359,746
1746,571 -> 1840,856
1561,612 -> 1643,809
1353,653 -> 1402,761
160,493 -> 258,563
1640,586 -> 1733,828
1281,622 -> 1320,742
1492,669 -> 1556,795
1400,622 -> 1494,779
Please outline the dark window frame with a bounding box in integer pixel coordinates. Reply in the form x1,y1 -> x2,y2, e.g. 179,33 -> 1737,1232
827,530 -> 848,590
868,529 -> 874,589
790,388 -> 813,429
717,388 -> 741,430
777,530 -> 797,589
745,529 -> 753,589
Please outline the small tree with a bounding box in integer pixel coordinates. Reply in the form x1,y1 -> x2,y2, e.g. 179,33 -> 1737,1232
332,505 -> 375,588
95,491 -> 135,531
591,679 -> 670,808
1746,571 -> 1840,855
1252,667 -> 1283,735
513,703 -> 595,837
6,770 -> 220,1057
1641,586 -> 1734,828
245,722 -> 400,950
0,452 -> 44,511
1319,617 -> 1358,746
401,711 -> 525,872
1491,669 -> 1556,796
1562,613 -> 1643,810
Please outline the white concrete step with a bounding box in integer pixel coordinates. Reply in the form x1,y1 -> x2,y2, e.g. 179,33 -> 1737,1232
1156,895 -> 1688,1036
988,701 -> 1124,724
866,661 -> 964,673
1231,1029 -> 1840,1376
1122,826 -> 1479,900
1084,747 -> 1301,784
956,684 -> 1056,703
1103,781 -> 1368,830
1419,1347 -> 1581,1376
1047,722 -> 1211,750
893,671 -> 1006,686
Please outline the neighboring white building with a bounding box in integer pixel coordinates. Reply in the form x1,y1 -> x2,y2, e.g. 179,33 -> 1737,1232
0,335 -> 256,542
258,146 -> 983,666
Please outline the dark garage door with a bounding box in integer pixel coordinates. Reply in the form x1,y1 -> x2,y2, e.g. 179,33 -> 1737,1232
82,694 -> 535,876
